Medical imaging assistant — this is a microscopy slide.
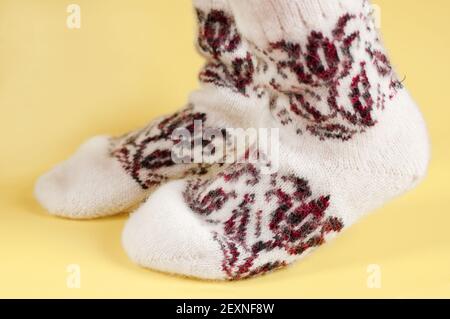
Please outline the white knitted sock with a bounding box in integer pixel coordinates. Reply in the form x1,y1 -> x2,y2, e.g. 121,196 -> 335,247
35,0 -> 264,219
122,0 -> 430,280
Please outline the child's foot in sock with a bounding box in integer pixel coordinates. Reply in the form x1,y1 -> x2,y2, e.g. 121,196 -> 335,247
35,107 -> 215,219
35,0 -> 262,219
122,0 -> 430,280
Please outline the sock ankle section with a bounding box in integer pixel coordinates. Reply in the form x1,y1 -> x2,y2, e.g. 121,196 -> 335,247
229,0 -> 404,142
229,0 -> 370,47
190,0 -> 269,125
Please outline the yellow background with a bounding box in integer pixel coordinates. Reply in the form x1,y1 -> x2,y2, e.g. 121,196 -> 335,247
1,0 -> 449,298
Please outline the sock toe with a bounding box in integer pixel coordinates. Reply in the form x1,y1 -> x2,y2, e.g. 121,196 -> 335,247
122,180 -> 225,280
35,136 -> 146,219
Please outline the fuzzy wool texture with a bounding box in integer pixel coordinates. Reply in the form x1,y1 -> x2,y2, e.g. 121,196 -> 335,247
35,136 -> 147,219
122,180 -> 226,280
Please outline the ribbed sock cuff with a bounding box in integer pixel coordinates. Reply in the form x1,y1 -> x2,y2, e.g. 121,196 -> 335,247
228,0 -> 371,47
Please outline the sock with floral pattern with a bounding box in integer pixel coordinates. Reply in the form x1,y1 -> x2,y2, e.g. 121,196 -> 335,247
35,0 -> 264,219
122,0 -> 430,280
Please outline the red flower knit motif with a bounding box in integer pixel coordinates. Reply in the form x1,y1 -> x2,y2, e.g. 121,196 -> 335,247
265,13 -> 402,140
184,163 -> 344,280
196,9 -> 256,95
197,9 -> 241,58
112,106 -> 212,189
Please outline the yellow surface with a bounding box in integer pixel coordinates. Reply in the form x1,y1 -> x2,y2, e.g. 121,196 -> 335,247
1,0 -> 449,298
